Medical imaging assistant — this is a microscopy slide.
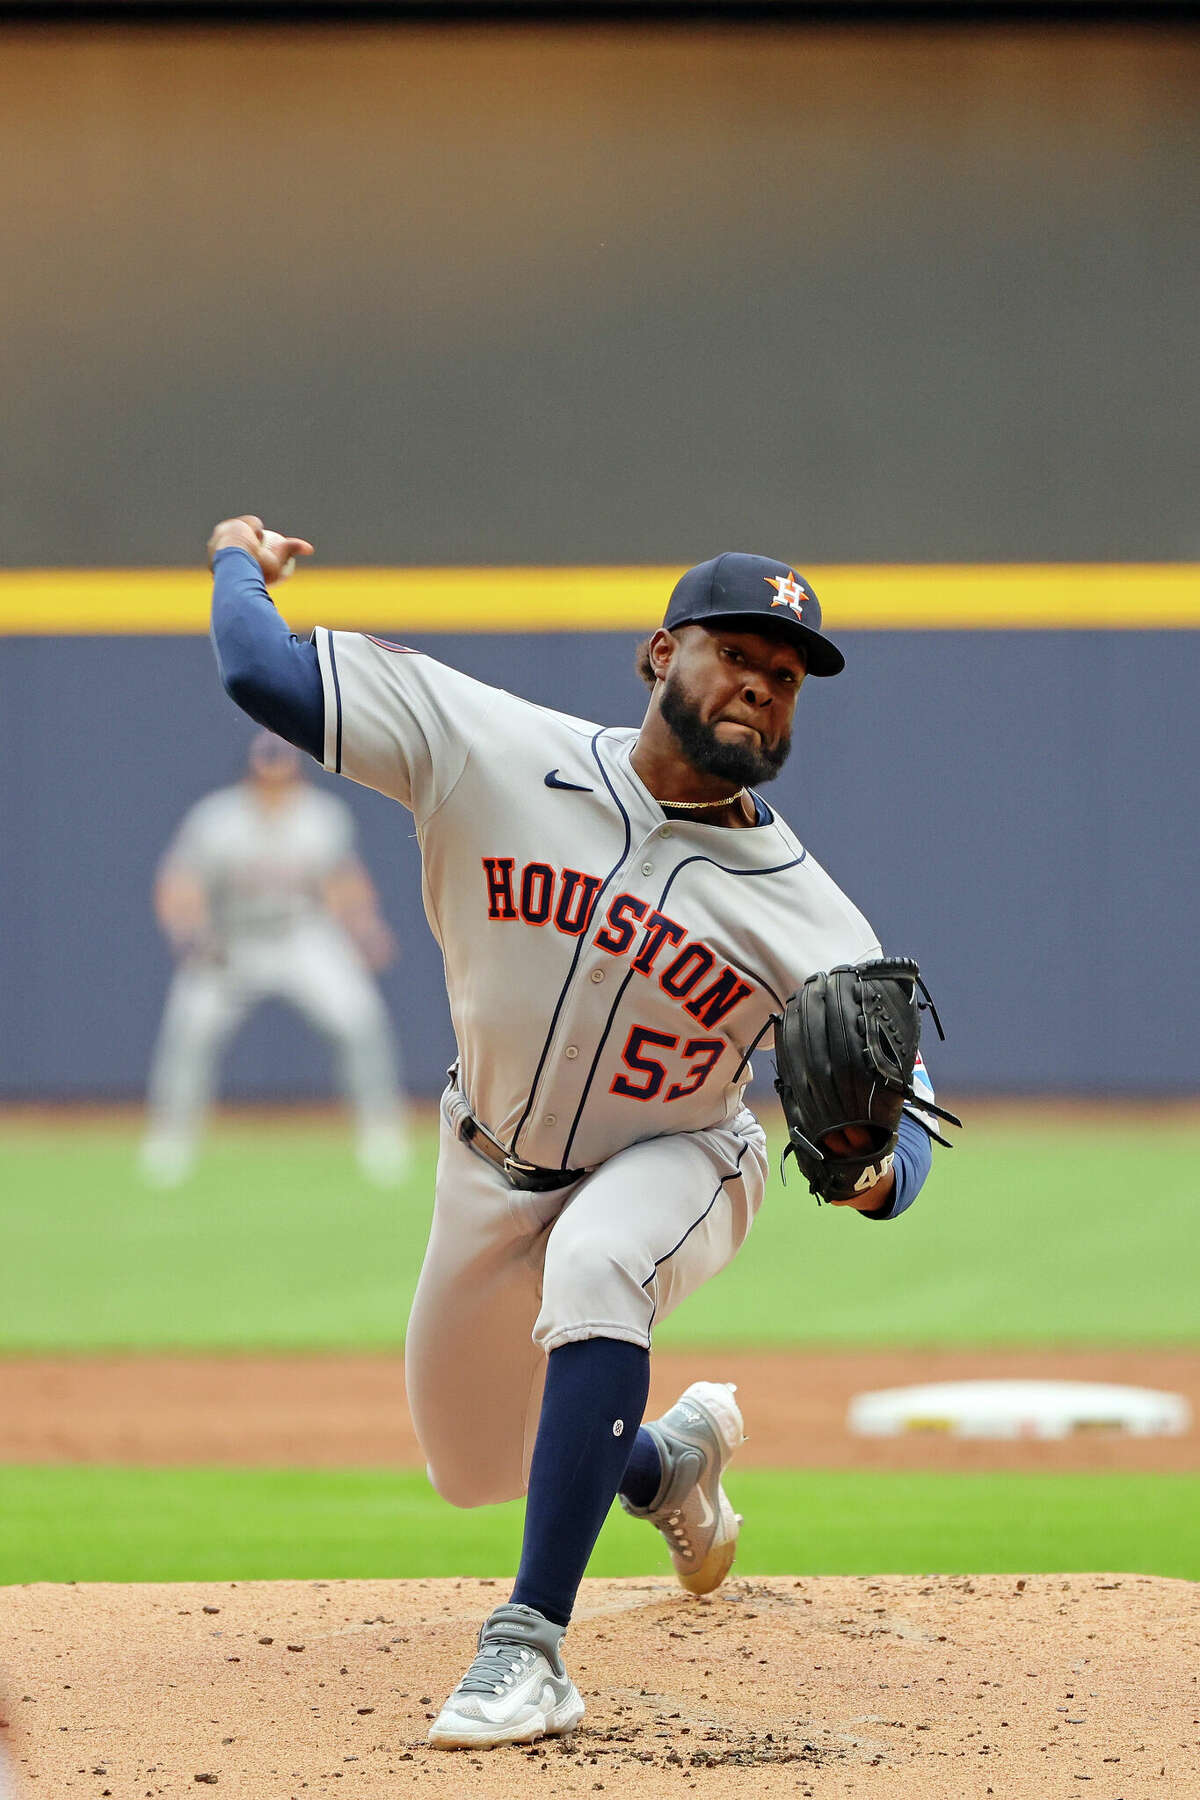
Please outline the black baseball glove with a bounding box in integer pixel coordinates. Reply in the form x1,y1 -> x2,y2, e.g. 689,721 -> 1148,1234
772,957 -> 962,1204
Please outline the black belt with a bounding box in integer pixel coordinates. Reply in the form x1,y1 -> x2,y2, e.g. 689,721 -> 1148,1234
460,1116 -> 586,1193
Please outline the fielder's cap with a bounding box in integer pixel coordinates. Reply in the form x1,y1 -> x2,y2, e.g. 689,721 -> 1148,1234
248,729 -> 301,772
663,551 -> 845,677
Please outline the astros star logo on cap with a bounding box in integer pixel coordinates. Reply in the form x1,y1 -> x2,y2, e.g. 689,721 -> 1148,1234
765,571 -> 807,620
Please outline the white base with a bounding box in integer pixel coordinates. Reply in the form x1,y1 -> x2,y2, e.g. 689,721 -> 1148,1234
847,1378 -> 1191,1440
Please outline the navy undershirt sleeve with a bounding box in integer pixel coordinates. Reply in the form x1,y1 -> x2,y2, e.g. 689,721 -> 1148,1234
862,1108 -> 934,1221
209,546 -> 324,760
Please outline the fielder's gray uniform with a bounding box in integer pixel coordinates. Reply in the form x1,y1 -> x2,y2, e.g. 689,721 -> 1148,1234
314,631 -> 884,1505
144,780 -> 404,1168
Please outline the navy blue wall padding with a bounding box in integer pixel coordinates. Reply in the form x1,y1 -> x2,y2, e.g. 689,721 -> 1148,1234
1,629 -> 1196,1098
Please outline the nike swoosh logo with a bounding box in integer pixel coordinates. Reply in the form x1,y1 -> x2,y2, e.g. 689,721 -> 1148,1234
544,769 -> 593,793
694,1490 -> 715,1530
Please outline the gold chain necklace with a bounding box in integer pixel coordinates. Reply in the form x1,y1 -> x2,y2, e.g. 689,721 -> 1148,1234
657,789 -> 748,812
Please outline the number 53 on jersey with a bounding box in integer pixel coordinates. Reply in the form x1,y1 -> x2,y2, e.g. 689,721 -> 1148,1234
611,1026 -> 726,1104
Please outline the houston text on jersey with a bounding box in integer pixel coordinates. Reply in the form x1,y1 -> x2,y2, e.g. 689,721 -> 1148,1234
481,856 -> 753,1031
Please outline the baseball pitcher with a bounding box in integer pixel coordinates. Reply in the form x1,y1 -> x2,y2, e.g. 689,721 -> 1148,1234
207,517 -> 958,1748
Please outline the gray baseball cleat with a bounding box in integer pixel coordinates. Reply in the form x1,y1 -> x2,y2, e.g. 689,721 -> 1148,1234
428,1602 -> 585,1749
619,1379 -> 745,1595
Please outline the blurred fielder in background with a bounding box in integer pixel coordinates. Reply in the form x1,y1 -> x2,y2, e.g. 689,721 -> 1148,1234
140,731 -> 409,1187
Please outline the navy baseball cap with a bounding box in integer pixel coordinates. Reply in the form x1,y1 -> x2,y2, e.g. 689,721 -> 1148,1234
663,552 -> 845,677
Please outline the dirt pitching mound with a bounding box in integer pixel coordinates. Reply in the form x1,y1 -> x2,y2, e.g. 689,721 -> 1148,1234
1,1574 -> 1197,1799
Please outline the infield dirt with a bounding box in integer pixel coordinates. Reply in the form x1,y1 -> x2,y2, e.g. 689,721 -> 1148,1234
2,1572 -> 1197,1799
1,1347 -> 1198,1471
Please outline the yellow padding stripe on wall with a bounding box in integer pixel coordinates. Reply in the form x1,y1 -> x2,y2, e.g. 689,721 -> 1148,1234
0,563 -> 1197,634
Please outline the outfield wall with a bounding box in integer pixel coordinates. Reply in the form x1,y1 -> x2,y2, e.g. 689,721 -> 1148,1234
3,613 -> 1197,1099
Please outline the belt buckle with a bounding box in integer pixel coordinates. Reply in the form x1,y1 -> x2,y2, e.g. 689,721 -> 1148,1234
502,1154 -> 539,1181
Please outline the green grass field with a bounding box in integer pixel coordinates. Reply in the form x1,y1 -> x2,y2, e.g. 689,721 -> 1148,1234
1,1113 -> 1196,1586
0,1114 -> 1196,1351
2,1466 -> 1197,1585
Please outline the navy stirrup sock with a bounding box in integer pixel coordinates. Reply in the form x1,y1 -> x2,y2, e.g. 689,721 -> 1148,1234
616,1426 -> 662,1510
510,1338 -> 651,1628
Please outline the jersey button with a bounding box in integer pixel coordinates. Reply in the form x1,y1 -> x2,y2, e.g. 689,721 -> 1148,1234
589,968 -> 605,984
544,1114 -> 557,1127
660,826 -> 673,839
564,1045 -> 579,1060
641,861 -> 654,876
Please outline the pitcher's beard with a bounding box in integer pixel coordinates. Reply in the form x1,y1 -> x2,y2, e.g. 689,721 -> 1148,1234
659,672 -> 791,787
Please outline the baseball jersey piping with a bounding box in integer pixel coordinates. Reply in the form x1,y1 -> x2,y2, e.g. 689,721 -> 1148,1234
508,727 -> 633,1161
558,850 -> 803,1167
649,847 -> 805,1018
639,1135 -> 751,1342
324,630 -> 345,775
560,963 -> 640,1168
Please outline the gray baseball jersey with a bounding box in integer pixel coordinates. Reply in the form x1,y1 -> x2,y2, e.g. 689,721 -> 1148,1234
314,631 -> 883,1171
163,781 -> 356,942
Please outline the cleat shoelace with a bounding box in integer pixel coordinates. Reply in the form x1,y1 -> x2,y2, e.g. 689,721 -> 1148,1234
456,1642 -> 536,1696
